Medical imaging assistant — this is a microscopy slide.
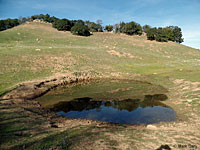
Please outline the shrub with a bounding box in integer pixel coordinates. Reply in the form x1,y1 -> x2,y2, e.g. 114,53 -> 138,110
155,27 -> 169,42
105,25 -> 113,32
52,19 -> 72,31
119,22 -> 126,33
0,20 -> 6,31
70,23 -> 90,36
0,19 -> 19,31
172,26 -> 184,43
123,21 -> 142,35
146,28 -> 157,40
143,25 -> 151,33
85,21 -> 99,32
146,26 -> 184,43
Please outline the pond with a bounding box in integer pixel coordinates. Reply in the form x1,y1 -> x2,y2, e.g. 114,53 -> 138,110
36,79 -> 176,124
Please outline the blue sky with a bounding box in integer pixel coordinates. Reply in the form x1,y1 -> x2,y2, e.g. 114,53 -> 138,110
0,0 -> 200,49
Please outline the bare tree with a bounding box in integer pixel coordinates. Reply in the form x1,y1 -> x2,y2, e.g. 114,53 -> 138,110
96,19 -> 103,32
114,24 -> 120,33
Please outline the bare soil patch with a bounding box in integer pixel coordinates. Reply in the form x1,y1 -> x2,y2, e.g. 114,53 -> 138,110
107,50 -> 138,59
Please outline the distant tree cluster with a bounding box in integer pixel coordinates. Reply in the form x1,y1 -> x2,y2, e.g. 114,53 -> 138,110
85,20 -> 103,32
119,21 -> 143,35
0,19 -> 19,31
105,25 -> 113,32
145,25 -> 184,43
31,14 -> 103,36
108,21 -> 143,35
71,21 -> 90,36
31,14 -> 58,23
110,22 -> 183,43
0,13 -> 184,42
18,16 -> 32,24
52,19 -> 72,31
52,19 -> 93,36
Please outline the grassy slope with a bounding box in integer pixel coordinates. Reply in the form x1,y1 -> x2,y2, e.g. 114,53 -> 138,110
0,22 -> 200,95
1,22 -> 200,150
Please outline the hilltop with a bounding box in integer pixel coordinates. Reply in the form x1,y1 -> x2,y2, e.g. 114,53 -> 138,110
0,22 -> 200,150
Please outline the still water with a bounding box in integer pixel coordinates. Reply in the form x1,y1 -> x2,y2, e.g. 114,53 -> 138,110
37,80 -> 176,124
52,97 -> 176,124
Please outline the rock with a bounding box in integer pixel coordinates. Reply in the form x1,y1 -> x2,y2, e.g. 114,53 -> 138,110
156,144 -> 171,150
147,125 -> 157,130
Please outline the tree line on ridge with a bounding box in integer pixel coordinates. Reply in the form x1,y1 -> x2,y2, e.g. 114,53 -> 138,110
0,14 -> 183,43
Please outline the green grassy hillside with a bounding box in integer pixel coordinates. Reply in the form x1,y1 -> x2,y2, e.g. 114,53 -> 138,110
0,22 -> 200,95
1,22 -> 200,150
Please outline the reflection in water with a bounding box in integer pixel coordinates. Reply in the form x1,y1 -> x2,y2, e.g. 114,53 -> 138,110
144,94 -> 168,101
51,97 -> 176,124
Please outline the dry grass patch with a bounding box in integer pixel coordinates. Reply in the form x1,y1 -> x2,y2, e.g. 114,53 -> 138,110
107,50 -> 141,59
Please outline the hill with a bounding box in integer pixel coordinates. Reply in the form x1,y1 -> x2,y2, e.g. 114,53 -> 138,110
0,22 -> 199,95
0,22 -> 200,150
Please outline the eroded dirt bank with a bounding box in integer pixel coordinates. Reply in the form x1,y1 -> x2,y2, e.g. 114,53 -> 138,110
0,73 -> 93,100
1,76 -> 200,150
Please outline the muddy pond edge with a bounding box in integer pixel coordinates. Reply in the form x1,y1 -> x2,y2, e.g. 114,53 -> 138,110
0,73 -> 177,127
